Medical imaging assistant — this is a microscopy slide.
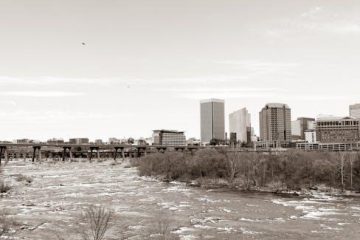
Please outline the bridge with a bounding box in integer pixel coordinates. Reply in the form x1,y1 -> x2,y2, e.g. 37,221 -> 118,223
0,142 -> 291,165
0,143 -> 205,164
2,142 -> 353,166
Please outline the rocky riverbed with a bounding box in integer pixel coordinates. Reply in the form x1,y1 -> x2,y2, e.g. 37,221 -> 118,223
1,160 -> 359,239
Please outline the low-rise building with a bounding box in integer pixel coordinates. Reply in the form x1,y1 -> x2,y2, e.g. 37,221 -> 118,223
315,116 -> 360,143
296,142 -> 360,151
291,117 -> 315,140
14,139 -> 33,144
350,103 -> 360,118
69,138 -> 89,144
152,130 -> 186,146
187,138 -> 201,146
305,130 -> 317,143
47,138 -> 65,144
108,138 -> 121,144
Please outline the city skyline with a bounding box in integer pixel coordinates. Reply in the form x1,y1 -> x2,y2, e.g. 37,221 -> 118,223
0,1 -> 360,140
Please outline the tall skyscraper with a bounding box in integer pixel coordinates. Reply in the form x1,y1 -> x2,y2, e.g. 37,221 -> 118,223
229,108 -> 251,144
200,99 -> 225,143
259,103 -> 292,144
350,103 -> 360,118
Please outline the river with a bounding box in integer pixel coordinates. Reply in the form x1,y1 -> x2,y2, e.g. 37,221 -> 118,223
1,160 -> 359,239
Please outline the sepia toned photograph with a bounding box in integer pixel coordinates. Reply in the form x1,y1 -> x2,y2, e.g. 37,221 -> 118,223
0,1 -> 359,239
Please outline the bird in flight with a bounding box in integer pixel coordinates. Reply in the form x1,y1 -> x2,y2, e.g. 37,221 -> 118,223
82,42 -> 86,46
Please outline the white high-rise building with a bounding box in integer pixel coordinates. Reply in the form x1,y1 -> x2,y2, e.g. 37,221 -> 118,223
350,103 -> 360,118
200,99 -> 225,143
229,108 -> 251,144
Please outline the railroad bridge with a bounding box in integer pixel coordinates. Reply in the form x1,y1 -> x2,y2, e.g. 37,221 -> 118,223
0,143 -> 205,164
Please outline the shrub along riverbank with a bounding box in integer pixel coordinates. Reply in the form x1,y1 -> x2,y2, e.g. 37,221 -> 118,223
131,149 -> 360,194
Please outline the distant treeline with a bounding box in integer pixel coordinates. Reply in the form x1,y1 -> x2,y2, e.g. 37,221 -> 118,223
131,149 -> 360,192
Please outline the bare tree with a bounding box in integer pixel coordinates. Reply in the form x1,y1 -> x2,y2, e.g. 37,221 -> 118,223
350,152 -> 355,190
78,205 -> 113,240
225,152 -> 242,186
340,152 -> 346,192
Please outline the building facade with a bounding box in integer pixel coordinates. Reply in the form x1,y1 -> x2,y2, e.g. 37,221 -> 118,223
200,99 -> 225,143
350,103 -> 360,118
229,108 -> 251,144
152,130 -> 186,146
259,103 -> 292,144
315,117 -> 360,143
47,138 -> 65,144
291,117 -> 315,140
69,138 -> 89,144
305,130 -> 317,143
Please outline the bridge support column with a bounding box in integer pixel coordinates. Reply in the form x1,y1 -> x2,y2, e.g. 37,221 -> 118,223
69,150 -> 73,161
89,149 -> 93,162
0,147 -> 4,165
89,147 -> 99,162
62,147 -> 72,162
121,148 -> 125,160
32,147 -> 36,162
113,148 -> 118,161
62,147 -> 67,161
4,148 -> 9,163
38,149 -> 42,162
32,146 -> 41,163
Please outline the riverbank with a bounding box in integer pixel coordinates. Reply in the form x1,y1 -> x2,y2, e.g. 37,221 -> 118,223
132,150 -> 360,196
149,174 -> 360,200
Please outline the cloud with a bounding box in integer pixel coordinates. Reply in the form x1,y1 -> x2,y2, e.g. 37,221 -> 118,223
299,21 -> 360,35
0,91 -> 84,97
266,6 -> 360,36
0,76 -> 117,86
158,86 -> 359,101
301,6 -> 323,18
0,110 -> 133,121
158,87 -> 285,99
215,60 -> 300,71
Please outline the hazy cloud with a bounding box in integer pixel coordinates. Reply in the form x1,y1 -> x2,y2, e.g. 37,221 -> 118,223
0,91 -> 85,97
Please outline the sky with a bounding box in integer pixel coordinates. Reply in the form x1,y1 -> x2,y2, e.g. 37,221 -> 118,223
0,0 -> 359,141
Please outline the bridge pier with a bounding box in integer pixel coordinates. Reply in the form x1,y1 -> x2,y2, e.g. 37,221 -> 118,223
4,148 -> 9,163
175,147 -> 185,152
62,148 -> 66,161
114,147 -> 125,161
0,146 -> 5,165
137,148 -> 142,158
156,147 -> 167,153
89,148 -> 93,162
89,147 -> 99,162
32,146 -> 41,163
62,147 -> 72,162
113,147 -> 118,161
137,147 -> 147,157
